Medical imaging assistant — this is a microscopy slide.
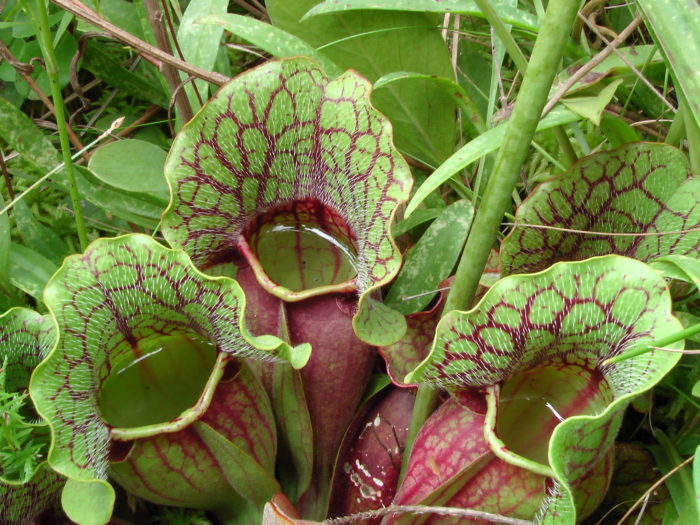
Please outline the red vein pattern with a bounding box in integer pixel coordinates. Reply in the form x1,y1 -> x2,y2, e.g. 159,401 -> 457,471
0,308 -> 62,525
501,143 -> 700,275
29,234 -> 294,484
407,255 -> 682,523
161,57 -> 412,297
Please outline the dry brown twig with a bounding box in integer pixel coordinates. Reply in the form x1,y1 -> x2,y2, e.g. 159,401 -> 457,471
321,504 -> 533,525
542,14 -> 643,116
50,0 -> 230,86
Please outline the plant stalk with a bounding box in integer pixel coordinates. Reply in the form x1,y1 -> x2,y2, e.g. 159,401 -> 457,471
29,0 -> 88,250
400,0 -> 581,482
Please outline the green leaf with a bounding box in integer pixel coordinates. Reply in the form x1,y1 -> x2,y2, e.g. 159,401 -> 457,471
599,113 -> 642,148
304,0 -> 539,33
405,105 -> 582,216
73,166 -> 165,229
0,96 -> 60,173
353,297 -> 407,347
554,45 -> 662,96
374,71 -> 486,137
638,0 -> 700,129
196,13 -> 341,77
12,200 -> 70,265
0,193 -> 16,309
385,199 -> 474,314
561,78 -> 623,126
9,242 -> 57,302
391,207 -> 442,238
270,363 -> 313,502
651,430 -> 699,524
95,0 -> 144,40
193,421 -> 281,508
653,255 -> 700,292
501,143 -> 700,275
267,0 -> 457,166
178,0 -> 228,107
88,139 -> 169,195
82,40 -> 169,108
61,478 -> 115,525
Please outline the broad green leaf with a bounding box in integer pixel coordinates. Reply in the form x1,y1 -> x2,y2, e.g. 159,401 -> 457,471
9,242 -> 57,302
73,166 -> 165,229
0,96 -> 60,172
271,363 -> 313,502
88,139 -> 169,195
12,200 -> 70,265
194,420 -> 281,508
305,0 -> 539,33
651,431 -> 699,524
385,199 -> 474,314
161,58 -> 412,345
599,113 -> 642,149
197,13 -> 341,77
267,0 -> 457,167
178,0 -> 228,107
391,207 -> 442,238
374,72 -> 486,137
405,105 -> 582,216
407,255 -> 683,524
30,234 -> 310,494
638,0 -> 700,129
561,78 -> 623,126
94,0 -> 144,40
653,255 -> 700,292
0,193 -> 16,309
501,143 -> 700,275
61,478 -> 114,525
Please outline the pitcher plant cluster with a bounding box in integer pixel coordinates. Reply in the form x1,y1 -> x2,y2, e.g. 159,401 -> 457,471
0,1 -> 699,525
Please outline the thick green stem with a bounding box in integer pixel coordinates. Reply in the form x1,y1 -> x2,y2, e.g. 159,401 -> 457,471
441,0 -> 580,313
400,0 -> 581,482
30,0 -> 88,250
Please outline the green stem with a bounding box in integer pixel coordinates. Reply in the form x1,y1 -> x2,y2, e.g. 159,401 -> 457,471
553,125 -> 578,166
442,0 -> 580,314
400,0 -> 580,481
29,0 -> 88,250
666,106 -> 685,146
681,97 -> 700,175
603,323 -> 700,365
